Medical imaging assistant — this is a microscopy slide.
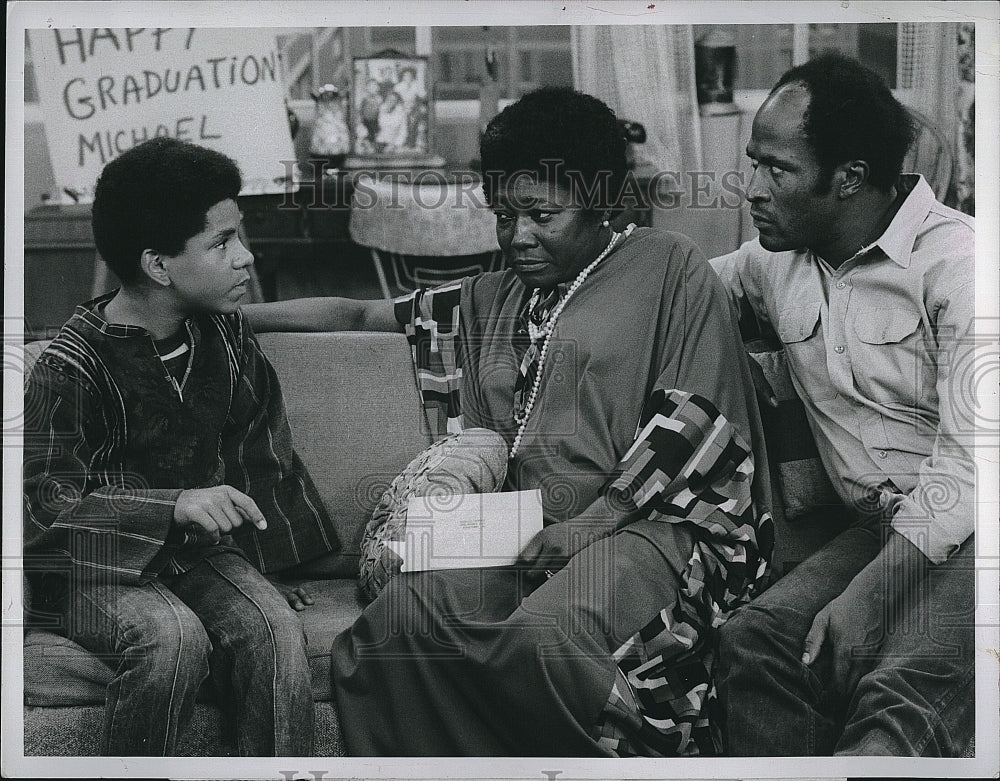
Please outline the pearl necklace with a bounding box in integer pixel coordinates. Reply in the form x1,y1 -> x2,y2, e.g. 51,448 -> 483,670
509,222 -> 635,459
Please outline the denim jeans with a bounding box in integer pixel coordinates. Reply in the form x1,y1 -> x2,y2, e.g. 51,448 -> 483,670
55,551 -> 313,756
715,523 -> 975,756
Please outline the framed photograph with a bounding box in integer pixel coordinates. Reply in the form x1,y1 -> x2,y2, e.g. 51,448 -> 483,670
351,53 -> 430,157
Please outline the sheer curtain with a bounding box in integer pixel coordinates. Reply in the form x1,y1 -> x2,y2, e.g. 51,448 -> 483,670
572,25 -> 703,172
898,22 -> 959,138
897,22 -> 972,211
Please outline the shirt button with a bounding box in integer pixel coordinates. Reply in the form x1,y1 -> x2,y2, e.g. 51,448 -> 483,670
878,450 -> 888,459
836,281 -> 846,289
834,345 -> 845,354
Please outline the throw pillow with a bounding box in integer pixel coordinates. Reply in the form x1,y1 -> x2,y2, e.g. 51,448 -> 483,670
358,427 -> 509,601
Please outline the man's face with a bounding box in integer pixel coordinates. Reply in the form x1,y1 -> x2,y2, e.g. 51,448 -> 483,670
161,198 -> 254,315
492,177 -> 607,290
745,84 -> 839,254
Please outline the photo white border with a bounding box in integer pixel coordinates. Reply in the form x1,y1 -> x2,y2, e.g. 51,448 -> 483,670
4,2 -> 998,779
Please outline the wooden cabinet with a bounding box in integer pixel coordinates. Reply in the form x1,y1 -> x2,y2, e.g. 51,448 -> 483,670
239,174 -> 378,301
23,169 -> 651,335
24,203 -> 102,338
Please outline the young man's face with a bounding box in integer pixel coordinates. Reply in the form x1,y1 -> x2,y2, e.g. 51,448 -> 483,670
744,84 -> 840,254
162,198 -> 254,315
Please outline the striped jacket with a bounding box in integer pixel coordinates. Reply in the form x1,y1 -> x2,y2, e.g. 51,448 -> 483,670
23,294 -> 339,587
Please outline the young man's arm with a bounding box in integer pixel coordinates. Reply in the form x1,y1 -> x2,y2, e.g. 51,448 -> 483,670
242,296 -> 401,333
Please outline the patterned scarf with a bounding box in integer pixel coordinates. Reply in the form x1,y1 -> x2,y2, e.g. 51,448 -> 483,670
513,286 -> 561,423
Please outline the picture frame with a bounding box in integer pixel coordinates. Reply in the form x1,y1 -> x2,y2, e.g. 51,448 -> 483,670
350,52 -> 431,159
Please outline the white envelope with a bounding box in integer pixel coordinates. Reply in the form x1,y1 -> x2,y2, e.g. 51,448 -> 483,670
385,489 -> 543,572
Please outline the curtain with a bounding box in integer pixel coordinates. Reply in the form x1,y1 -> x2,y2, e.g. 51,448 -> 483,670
955,23 -> 975,215
897,22 -> 973,213
572,25 -> 703,172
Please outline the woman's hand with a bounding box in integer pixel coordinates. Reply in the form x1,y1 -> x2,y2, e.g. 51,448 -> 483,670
516,524 -> 574,577
516,521 -> 611,583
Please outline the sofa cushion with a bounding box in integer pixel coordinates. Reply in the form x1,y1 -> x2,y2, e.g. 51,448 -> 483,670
24,701 -> 346,756
748,347 -> 840,521
256,332 -> 433,578
24,578 -> 366,707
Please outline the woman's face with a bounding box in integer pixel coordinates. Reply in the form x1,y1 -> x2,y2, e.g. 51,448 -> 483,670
492,176 -> 608,290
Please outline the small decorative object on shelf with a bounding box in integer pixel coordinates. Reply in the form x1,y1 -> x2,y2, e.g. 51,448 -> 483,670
309,84 -> 351,172
346,50 -> 444,169
619,120 -> 647,170
695,27 -> 739,116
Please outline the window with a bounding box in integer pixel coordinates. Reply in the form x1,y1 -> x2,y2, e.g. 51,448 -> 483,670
24,25 -> 899,107
693,23 -> 897,91
431,26 -> 573,100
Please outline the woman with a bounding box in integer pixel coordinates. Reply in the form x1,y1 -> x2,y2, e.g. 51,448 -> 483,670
245,87 -> 772,757
376,90 -> 408,151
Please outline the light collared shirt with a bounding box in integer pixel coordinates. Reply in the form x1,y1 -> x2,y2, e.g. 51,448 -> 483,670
711,175 -> 975,563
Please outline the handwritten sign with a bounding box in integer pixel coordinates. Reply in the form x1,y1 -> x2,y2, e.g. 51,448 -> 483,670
28,27 -> 296,202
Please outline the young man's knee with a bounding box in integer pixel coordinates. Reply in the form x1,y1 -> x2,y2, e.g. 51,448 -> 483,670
228,602 -> 307,659
129,607 -> 212,675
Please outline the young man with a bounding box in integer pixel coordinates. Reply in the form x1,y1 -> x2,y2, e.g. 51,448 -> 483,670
23,137 -> 340,756
711,53 -> 975,756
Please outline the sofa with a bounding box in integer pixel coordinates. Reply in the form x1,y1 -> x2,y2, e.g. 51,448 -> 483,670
20,330 -> 970,756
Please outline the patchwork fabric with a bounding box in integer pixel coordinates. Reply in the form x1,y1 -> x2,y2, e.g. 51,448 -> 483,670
592,388 -> 772,756
395,282 -> 465,437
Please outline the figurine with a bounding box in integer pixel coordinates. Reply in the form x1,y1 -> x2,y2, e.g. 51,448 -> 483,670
310,84 -> 350,170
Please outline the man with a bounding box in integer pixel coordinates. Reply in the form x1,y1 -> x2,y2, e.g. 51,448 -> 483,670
711,53 -> 975,756
23,137 -> 340,755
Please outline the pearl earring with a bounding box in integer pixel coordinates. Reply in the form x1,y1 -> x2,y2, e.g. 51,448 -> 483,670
601,218 -> 610,229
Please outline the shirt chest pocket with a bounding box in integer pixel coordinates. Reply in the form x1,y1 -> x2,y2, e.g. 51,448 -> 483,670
775,302 -> 837,402
851,308 -> 929,406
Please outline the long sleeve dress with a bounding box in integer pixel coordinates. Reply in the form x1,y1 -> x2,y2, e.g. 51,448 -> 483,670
330,227 -> 773,756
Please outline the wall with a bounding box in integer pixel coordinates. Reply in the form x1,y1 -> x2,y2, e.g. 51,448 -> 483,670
23,100 -> 762,262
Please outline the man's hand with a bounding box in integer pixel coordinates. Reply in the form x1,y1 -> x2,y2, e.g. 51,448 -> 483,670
173,485 -> 267,543
267,577 -> 315,611
748,355 -> 778,408
803,532 -> 928,694
803,577 -> 883,694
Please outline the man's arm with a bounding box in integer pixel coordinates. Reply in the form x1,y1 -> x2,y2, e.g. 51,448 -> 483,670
711,244 -> 781,407
242,296 -> 401,333
803,280 -> 976,686
709,241 -> 771,333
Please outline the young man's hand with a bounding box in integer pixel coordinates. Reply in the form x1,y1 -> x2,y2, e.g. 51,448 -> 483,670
267,577 -> 315,611
174,485 -> 267,542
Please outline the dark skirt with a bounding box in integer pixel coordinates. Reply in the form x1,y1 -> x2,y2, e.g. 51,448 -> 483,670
330,519 -> 719,756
